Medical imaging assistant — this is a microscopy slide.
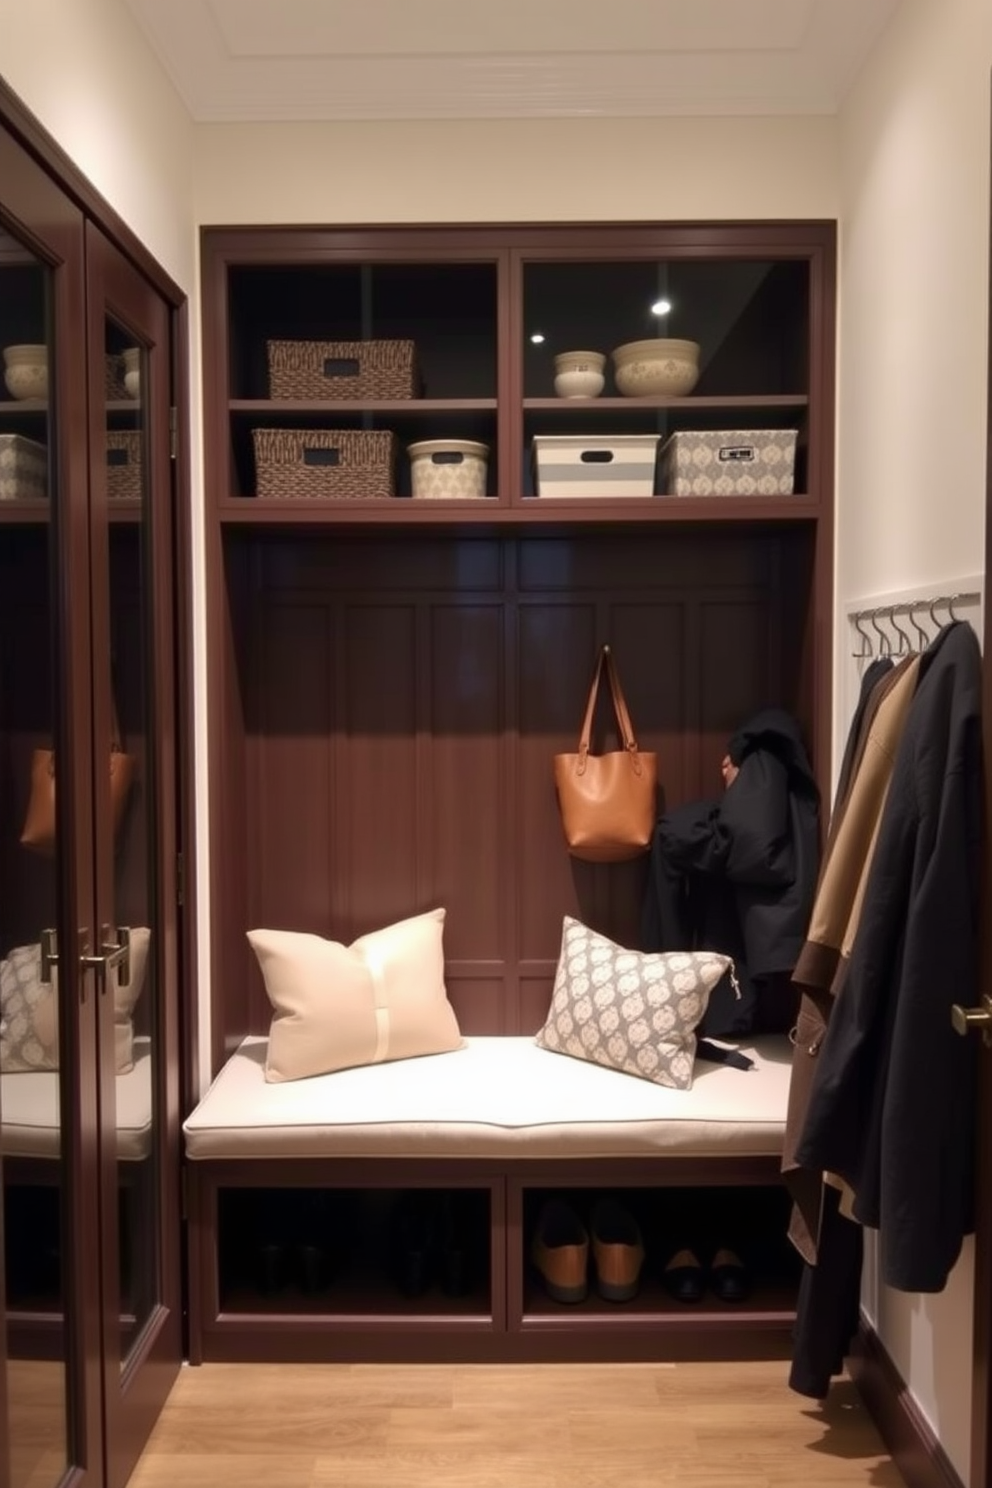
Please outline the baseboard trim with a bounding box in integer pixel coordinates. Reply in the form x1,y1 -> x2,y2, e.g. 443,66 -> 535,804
851,1322 -> 966,1488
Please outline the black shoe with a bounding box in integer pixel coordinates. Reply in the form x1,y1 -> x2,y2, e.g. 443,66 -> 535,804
256,1243 -> 290,1295
297,1243 -> 332,1295
437,1193 -> 473,1298
391,1192 -> 436,1298
710,1247 -> 750,1302
661,1247 -> 705,1303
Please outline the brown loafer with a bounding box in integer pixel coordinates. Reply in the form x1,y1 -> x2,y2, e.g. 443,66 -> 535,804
591,1198 -> 645,1302
531,1199 -> 589,1303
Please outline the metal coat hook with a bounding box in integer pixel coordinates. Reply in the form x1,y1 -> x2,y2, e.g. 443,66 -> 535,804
869,608 -> 891,657
910,601 -> 931,648
852,611 -> 872,658
889,606 -> 914,656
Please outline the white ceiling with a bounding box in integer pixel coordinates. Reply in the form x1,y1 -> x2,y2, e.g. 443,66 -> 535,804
124,0 -> 903,123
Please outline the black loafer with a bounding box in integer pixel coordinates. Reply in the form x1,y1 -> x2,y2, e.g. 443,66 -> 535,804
662,1247 -> 705,1303
710,1247 -> 750,1302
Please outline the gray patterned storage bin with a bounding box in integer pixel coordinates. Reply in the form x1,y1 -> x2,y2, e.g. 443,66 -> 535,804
0,434 -> 47,500
660,429 -> 798,497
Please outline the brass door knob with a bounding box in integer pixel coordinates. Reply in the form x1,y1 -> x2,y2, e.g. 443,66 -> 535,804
951,995 -> 992,1043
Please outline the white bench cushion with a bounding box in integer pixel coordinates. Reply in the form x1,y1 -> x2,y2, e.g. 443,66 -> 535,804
183,1035 -> 791,1161
1,1039 -> 153,1161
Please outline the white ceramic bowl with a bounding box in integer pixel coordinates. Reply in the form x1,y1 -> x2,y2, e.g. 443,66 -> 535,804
612,338 -> 700,398
3,344 -> 48,402
122,347 -> 141,400
553,350 -> 605,399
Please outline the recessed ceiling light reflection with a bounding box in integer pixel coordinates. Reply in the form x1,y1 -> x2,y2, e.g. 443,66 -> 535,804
530,333 -> 546,344
651,299 -> 672,316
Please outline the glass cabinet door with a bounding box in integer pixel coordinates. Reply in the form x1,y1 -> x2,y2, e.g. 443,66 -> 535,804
0,139 -> 103,1488
84,224 -> 181,1488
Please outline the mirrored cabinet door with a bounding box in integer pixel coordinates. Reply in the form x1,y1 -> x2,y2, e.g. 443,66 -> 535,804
85,225 -> 181,1488
0,116 -> 184,1488
0,136 -> 103,1488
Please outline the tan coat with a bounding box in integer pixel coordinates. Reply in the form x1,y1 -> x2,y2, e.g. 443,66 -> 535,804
782,654 -> 920,1262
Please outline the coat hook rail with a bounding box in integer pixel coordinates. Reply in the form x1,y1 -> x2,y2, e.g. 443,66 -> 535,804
849,591 -> 981,658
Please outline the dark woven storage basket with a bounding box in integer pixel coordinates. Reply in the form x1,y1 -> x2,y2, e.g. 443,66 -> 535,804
266,339 -> 416,401
106,431 -> 142,500
252,428 -> 396,500
104,353 -> 128,401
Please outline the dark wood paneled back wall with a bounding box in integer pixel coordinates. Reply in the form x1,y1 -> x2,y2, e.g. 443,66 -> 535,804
215,524 -> 814,1058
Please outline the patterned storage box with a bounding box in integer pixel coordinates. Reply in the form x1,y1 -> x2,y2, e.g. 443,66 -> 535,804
106,431 -> 142,500
533,434 -> 660,497
252,428 -> 396,500
409,440 -> 488,499
0,434 -> 47,500
266,340 -> 417,401
660,429 -> 798,497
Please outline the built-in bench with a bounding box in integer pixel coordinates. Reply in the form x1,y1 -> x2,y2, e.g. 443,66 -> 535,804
183,1034 -> 798,1364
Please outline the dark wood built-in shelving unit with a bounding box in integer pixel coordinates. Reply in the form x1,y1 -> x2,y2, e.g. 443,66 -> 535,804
194,219 -> 836,1365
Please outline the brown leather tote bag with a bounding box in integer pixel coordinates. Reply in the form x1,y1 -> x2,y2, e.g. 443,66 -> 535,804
20,693 -> 134,856
553,645 -> 658,862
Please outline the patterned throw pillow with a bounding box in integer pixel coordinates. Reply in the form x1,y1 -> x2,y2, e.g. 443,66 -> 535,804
0,944 -> 58,1071
0,929 -> 151,1074
535,916 -> 734,1090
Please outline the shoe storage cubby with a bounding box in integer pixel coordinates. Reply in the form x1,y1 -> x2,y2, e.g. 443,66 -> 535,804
217,1185 -> 492,1317
189,1159 -> 801,1363
519,1184 -> 800,1325
188,1163 -> 507,1361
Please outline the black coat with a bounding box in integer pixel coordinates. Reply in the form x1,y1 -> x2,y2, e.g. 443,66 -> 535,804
795,622 -> 982,1292
642,709 -> 820,1036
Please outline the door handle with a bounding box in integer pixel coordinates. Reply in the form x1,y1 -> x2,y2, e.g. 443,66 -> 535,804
951,993 -> 992,1045
80,925 -> 132,991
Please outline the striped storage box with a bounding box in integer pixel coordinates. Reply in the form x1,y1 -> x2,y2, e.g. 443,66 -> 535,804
533,435 -> 660,498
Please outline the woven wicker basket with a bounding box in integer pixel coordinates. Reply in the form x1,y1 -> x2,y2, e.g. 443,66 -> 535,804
266,340 -> 416,401
106,431 -> 142,500
253,428 -> 396,500
104,354 -> 128,401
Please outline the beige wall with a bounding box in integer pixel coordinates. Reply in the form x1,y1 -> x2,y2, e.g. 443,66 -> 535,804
0,0 -> 195,290
837,0 -> 992,1480
194,115 -> 839,225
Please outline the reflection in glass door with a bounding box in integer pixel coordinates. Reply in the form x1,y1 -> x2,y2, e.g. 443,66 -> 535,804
103,321 -> 158,1366
86,224 -> 181,1488
0,226 -> 70,1488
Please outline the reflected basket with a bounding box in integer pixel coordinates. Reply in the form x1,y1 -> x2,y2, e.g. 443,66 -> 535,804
106,431 -> 142,500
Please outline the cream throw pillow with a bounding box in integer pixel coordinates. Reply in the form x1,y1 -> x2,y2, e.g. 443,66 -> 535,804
249,907 -> 463,1083
0,927 -> 151,1074
535,916 -> 733,1090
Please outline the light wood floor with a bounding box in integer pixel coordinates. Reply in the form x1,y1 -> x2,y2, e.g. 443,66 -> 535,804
128,1360 -> 904,1488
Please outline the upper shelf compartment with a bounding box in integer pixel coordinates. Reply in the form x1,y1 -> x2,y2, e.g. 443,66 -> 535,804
522,258 -> 810,402
227,261 -> 499,404
203,223 -> 834,520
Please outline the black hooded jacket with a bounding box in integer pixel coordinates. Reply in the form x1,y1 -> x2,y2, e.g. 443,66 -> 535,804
642,709 -> 820,1036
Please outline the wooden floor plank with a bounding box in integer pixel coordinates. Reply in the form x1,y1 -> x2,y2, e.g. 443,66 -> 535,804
125,1360 -> 904,1488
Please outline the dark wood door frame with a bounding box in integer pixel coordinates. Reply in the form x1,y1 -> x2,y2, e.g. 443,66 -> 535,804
971,82 -> 992,1488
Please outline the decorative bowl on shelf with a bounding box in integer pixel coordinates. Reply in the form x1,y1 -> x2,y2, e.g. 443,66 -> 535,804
122,347 -> 141,400
553,350 -> 606,399
3,344 -> 48,402
612,338 -> 700,398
